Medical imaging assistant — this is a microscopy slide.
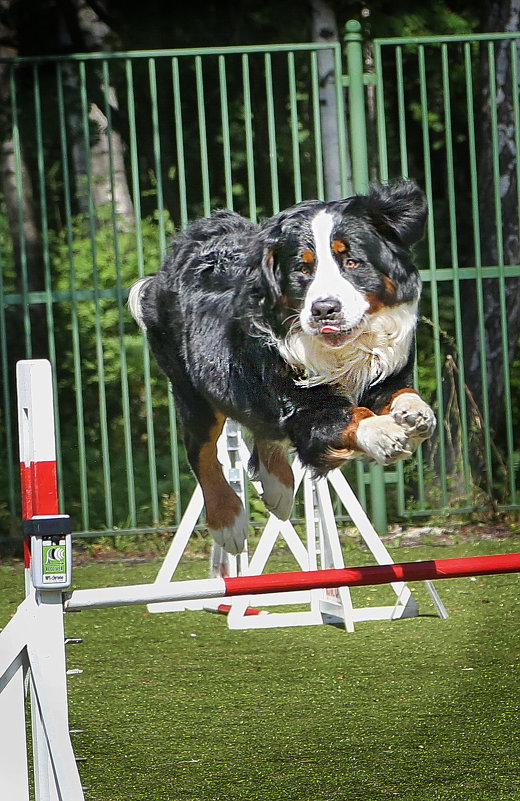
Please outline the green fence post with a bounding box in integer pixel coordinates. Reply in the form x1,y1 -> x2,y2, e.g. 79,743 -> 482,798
344,20 -> 369,194
345,19 -> 387,534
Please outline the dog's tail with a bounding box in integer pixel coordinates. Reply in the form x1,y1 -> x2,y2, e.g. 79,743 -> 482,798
127,276 -> 154,331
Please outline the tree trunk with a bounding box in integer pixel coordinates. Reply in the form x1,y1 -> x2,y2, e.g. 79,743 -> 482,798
309,0 -> 351,199
461,0 -> 520,438
88,98 -> 135,226
60,0 -> 134,227
0,2 -> 44,300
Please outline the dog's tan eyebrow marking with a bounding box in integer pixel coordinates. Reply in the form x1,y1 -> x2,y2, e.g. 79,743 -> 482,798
332,239 -> 347,254
302,248 -> 315,263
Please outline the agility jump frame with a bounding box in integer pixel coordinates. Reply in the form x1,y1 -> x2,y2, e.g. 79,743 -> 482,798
147,416 -> 448,630
2,359 -> 520,801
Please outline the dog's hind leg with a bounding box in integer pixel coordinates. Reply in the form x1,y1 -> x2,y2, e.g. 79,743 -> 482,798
249,439 -> 294,521
185,410 -> 248,555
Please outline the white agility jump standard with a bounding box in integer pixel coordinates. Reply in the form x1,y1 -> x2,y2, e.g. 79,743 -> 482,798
1,360 -> 82,801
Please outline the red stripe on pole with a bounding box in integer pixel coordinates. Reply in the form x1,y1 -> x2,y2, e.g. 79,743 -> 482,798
20,461 -> 59,520
223,553 -> 520,596
20,459 -> 58,568
215,604 -> 264,616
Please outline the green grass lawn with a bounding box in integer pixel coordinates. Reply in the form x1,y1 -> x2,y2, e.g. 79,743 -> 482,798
1,536 -> 520,800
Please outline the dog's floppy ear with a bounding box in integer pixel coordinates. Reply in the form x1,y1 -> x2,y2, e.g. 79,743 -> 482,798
359,180 -> 428,246
260,246 -> 283,306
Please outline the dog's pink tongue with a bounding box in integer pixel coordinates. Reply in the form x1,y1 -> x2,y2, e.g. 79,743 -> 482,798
321,324 -> 341,334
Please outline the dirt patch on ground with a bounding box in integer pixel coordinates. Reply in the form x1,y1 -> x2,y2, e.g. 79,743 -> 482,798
380,521 -> 517,548
64,519 -> 520,566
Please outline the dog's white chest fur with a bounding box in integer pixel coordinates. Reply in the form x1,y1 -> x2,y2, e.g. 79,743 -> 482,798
278,301 -> 418,402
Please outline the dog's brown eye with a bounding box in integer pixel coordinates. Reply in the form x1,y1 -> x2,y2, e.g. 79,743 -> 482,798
345,258 -> 359,268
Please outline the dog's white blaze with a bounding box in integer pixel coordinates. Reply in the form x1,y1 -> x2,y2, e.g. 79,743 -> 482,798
300,211 -> 369,334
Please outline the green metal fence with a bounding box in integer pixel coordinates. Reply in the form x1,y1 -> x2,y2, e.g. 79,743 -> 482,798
371,29 -> 520,525
0,24 -> 518,542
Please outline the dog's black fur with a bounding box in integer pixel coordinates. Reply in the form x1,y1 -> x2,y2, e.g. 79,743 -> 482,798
129,180 -> 436,553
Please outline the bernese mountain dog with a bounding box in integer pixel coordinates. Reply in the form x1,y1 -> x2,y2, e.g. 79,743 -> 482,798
128,180 -> 436,554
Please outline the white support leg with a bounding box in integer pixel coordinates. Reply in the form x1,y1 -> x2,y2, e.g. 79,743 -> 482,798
30,590 -> 85,801
314,477 -> 356,631
0,591 -> 85,801
0,606 -> 31,801
327,469 -> 419,619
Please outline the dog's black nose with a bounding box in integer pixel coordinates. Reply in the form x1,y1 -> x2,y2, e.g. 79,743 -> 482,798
311,298 -> 342,320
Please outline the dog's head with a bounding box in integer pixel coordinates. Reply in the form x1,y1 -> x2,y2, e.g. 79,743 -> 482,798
254,180 -> 427,391
259,180 -> 427,346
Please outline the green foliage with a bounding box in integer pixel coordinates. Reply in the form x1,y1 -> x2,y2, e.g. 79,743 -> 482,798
366,0 -> 480,39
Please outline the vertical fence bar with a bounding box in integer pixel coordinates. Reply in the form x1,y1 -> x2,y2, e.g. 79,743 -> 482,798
241,53 -> 257,222
346,21 -> 386,532
101,59 -> 137,528
487,42 -> 516,501
126,57 -> 160,525
9,66 -> 31,356
78,59 -> 113,529
264,53 -> 280,214
395,46 -> 408,178
418,45 -> 448,508
513,40 -> 520,252
32,64 -> 64,509
56,61 -> 90,532
512,40 -> 520,506
345,21 -> 369,195
441,44 -> 472,500
170,56 -> 187,523
287,52 -> 302,204
393,43 -> 429,511
218,55 -> 234,210
463,43 -> 493,489
32,65 -> 52,343
0,236 -> 16,521
374,35 -> 423,521
332,42 -> 349,197
373,40 -> 389,183
309,51 -> 325,200
195,56 -> 211,218
171,57 -> 188,229
148,58 -> 167,255
149,57 -> 181,516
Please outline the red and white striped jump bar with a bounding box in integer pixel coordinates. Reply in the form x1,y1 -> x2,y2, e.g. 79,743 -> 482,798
65,552 -> 520,611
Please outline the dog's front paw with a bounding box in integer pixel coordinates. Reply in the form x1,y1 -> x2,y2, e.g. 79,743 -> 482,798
390,392 -> 436,447
356,414 -> 413,465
